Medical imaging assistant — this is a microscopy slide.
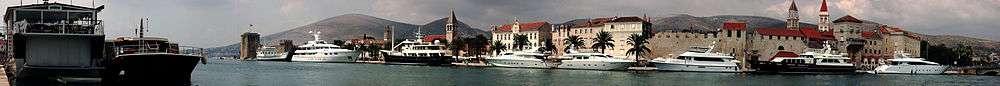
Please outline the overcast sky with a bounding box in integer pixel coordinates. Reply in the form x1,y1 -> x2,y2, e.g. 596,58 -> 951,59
2,0 -> 998,47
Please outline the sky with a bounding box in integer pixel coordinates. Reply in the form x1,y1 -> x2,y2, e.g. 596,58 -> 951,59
1,0 -> 998,47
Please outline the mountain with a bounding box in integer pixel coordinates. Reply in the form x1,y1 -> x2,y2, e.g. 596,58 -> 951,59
919,34 -> 1000,51
207,14 -> 485,56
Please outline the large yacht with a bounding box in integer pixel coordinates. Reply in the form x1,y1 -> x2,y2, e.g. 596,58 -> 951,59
554,52 -> 636,70
651,46 -> 741,72
380,32 -> 452,65
870,51 -> 949,74
255,46 -> 287,61
758,45 -> 855,73
290,31 -> 361,63
485,51 -> 552,68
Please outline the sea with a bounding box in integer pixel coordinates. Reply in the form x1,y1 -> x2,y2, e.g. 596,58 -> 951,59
192,59 -> 1000,86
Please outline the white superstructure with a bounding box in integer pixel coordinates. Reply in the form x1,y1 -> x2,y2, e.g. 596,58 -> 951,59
290,31 -> 360,62
255,46 -> 287,61
486,51 -> 552,68
652,46 -> 740,72
555,53 -> 636,70
871,51 -> 949,74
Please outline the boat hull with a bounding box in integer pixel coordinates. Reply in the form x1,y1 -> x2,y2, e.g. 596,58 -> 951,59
653,61 -> 739,73
754,62 -> 856,73
872,65 -> 948,74
290,52 -> 360,63
104,53 -> 203,86
555,61 -> 635,70
383,55 -> 452,66
485,58 -> 551,68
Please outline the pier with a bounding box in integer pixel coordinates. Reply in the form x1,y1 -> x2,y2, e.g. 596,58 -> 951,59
948,65 -> 1000,75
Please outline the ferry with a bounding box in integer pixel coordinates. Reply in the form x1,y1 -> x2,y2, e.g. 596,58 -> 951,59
380,31 -> 452,65
255,46 -> 287,61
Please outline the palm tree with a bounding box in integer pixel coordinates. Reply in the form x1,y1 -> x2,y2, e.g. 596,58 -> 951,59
563,35 -> 585,53
513,35 -> 530,51
490,41 -> 507,56
626,34 -> 652,62
591,31 -> 614,53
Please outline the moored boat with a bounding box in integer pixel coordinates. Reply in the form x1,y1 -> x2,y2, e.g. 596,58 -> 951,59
289,31 -> 361,63
555,52 -> 636,70
651,46 -> 740,72
485,51 -> 552,68
870,51 -> 949,74
380,31 -> 452,65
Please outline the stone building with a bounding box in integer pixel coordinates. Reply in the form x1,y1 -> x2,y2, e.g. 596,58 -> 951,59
491,18 -> 552,51
649,21 -> 833,68
551,16 -> 651,59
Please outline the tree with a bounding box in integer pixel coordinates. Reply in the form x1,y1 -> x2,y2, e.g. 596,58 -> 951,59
513,35 -> 530,51
543,39 -> 556,53
465,35 -> 489,56
332,40 -> 346,46
626,34 -> 651,62
926,44 -> 957,65
491,41 -> 507,56
591,31 -> 614,53
449,38 -> 465,56
563,35 -> 585,53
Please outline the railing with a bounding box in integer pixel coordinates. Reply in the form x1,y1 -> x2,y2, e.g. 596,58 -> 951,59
9,20 -> 103,35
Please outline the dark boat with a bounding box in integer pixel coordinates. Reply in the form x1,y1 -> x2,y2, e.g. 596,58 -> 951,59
3,2 -> 108,85
100,20 -> 205,85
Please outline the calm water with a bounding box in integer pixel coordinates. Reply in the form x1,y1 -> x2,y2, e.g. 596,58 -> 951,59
193,59 -> 999,86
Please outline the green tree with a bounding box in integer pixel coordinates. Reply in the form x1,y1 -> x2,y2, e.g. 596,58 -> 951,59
626,34 -> 651,62
591,31 -> 614,53
466,35 -> 489,56
449,38 -> 465,56
543,39 -> 556,53
491,41 -> 507,56
563,35 -> 585,53
513,35 -> 530,51
332,40 -> 346,46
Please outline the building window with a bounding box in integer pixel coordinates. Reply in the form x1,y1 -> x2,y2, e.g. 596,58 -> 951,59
727,30 -> 732,37
736,30 -> 742,38
778,46 -> 785,50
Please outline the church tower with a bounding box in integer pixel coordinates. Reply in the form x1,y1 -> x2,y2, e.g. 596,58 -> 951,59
786,0 -> 800,29
445,10 -> 459,44
818,0 -> 831,31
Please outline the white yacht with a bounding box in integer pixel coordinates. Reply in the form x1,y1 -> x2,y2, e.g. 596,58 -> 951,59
290,31 -> 361,63
255,46 -> 287,61
555,52 -> 636,70
486,51 -> 552,68
380,32 -> 452,65
871,51 -> 949,74
651,46 -> 740,72
762,44 -> 855,73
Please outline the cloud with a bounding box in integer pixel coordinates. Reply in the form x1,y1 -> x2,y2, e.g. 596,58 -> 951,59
4,0 -> 998,47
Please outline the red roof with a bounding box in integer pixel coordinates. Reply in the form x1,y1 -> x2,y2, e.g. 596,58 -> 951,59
422,34 -> 447,42
833,15 -> 863,23
495,21 -> 549,32
820,0 -> 829,12
861,31 -> 878,39
756,28 -> 803,37
769,51 -> 800,61
800,28 -> 834,40
722,21 -> 747,30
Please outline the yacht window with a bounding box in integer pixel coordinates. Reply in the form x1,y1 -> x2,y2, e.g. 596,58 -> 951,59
503,53 -> 514,55
692,57 -> 725,62
907,62 -> 933,65
821,59 -> 839,63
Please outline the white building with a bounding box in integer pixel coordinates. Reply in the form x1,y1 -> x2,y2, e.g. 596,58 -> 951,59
553,16 -> 651,59
491,18 -> 552,51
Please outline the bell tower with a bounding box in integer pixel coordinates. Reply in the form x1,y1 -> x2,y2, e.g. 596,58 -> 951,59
445,10 -> 459,44
818,0 -> 831,31
786,0 -> 800,29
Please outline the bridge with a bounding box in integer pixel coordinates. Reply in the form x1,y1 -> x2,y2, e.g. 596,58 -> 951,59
949,65 -> 1000,76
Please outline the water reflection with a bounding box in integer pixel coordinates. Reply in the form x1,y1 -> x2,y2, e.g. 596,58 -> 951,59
192,59 -> 999,86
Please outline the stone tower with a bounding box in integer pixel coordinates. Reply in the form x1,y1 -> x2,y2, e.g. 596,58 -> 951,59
786,0 -> 800,29
445,10 -> 459,44
384,25 -> 393,46
239,27 -> 260,60
818,0 -> 831,31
